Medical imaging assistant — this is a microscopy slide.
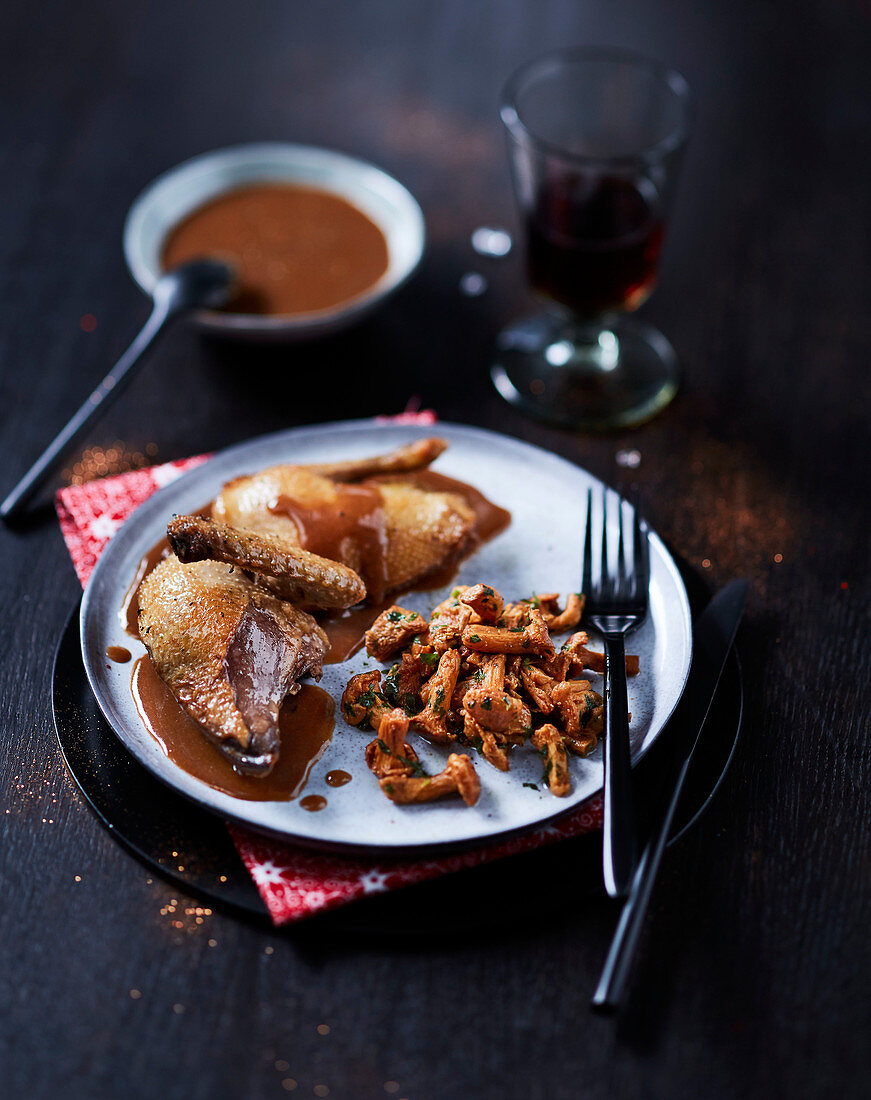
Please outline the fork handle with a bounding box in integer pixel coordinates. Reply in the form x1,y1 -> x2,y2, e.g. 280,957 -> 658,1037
602,632 -> 637,899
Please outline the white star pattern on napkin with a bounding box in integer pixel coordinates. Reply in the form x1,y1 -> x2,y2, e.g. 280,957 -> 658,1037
89,514 -> 121,541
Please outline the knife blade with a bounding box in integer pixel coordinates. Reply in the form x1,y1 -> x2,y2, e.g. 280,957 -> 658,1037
591,578 -> 749,1012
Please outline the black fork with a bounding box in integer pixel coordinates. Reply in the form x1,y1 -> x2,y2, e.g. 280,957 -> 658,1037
582,487 -> 650,899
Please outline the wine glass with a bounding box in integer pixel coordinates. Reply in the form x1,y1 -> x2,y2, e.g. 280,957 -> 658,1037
492,48 -> 693,430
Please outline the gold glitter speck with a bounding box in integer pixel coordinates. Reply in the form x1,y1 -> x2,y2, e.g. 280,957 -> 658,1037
275,1060 -> 289,1072
63,440 -> 153,485
317,1024 -> 330,1036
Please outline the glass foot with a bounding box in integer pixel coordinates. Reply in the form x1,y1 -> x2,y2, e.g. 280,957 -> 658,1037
491,313 -> 679,430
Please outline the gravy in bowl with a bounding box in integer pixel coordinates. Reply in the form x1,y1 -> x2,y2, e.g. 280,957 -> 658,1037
162,183 -> 389,316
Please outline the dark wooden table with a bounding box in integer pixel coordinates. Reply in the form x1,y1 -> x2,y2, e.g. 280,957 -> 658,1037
1,2 -> 868,1097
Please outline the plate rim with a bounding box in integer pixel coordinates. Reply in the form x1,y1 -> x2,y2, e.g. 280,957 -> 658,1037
80,419 -> 693,854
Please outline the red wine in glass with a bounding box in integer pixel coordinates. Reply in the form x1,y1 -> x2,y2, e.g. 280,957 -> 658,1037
526,174 -> 665,317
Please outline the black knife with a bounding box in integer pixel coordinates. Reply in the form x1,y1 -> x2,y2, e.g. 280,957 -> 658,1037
591,578 -> 750,1012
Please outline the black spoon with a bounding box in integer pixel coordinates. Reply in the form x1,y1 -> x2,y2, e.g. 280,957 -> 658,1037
0,258 -> 235,522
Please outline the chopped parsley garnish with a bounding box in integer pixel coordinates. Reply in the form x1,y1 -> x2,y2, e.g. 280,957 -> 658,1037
469,633 -> 481,643
523,782 -> 539,791
381,670 -> 421,715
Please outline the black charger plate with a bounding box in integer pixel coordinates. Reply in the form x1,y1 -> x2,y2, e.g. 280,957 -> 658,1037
53,575 -> 743,932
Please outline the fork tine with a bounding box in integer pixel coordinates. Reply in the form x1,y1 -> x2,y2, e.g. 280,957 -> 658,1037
617,496 -> 628,598
632,489 -> 650,599
600,489 -> 610,598
582,487 -> 593,596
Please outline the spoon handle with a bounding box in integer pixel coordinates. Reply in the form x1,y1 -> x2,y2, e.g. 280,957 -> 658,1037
0,298 -> 174,522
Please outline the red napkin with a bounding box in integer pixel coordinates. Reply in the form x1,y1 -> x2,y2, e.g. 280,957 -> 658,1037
57,432 -> 603,924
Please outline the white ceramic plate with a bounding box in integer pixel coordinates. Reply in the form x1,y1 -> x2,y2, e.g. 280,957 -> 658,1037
123,143 -> 425,340
80,421 -> 692,853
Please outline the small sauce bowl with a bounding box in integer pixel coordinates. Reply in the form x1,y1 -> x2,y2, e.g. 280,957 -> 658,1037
123,143 -> 425,341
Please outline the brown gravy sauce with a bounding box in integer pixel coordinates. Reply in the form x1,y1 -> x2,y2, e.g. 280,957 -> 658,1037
315,470 -> 511,653
106,646 -> 132,663
161,183 -> 389,317
320,599 -> 393,664
269,482 -> 389,602
325,770 -> 352,788
131,655 -> 334,801
300,795 -> 327,812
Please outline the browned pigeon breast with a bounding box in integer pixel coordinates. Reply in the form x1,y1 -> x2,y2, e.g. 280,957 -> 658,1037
137,555 -> 329,774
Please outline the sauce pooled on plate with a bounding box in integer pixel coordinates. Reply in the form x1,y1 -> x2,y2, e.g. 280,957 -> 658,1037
131,655 -> 334,801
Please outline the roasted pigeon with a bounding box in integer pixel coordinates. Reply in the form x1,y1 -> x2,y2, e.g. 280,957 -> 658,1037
137,545 -> 363,774
137,439 -> 479,776
210,438 -> 476,602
